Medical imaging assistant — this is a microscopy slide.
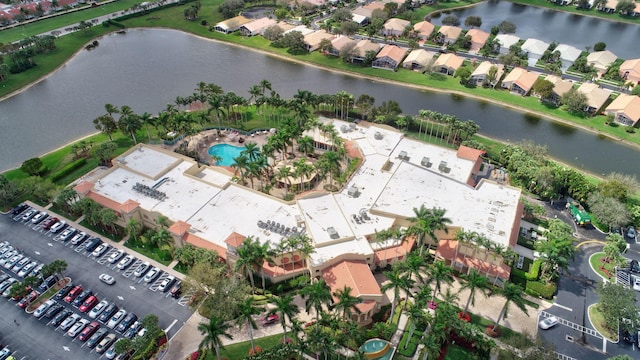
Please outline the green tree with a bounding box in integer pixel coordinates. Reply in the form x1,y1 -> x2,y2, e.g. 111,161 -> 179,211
492,282 -> 528,332
0,175 -> 20,208
268,294 -> 300,343
113,338 -> 134,355
498,20 -> 516,34
561,88 -> 588,114
300,279 -> 333,328
406,205 -> 451,256
441,15 -> 460,26
235,296 -> 264,352
118,105 -> 143,144
429,260 -> 454,303
532,78 -> 555,100
459,270 -> 489,317
587,192 -> 630,230
9,282 -> 28,300
20,157 -> 44,176
534,219 -> 575,279
198,316 -> 233,360
42,259 -> 67,281
94,141 -> 118,166
93,114 -> 118,141
594,42 -> 606,51
333,285 -> 362,321
597,282 -> 638,333
381,266 -> 415,321
455,66 -> 472,85
616,0 -> 635,13
464,16 -> 482,28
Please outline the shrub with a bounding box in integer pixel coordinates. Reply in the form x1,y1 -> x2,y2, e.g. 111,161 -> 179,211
50,158 -> 87,183
525,259 -> 541,281
526,281 -> 557,299
397,330 -> 420,357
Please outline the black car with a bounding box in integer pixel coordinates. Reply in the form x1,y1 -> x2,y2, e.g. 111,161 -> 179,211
72,289 -> 93,307
630,260 -> 640,274
10,204 -> 29,215
116,313 -> 138,334
37,275 -> 57,292
44,303 -> 64,319
84,237 -> 103,252
623,330 -> 638,344
124,321 -> 142,339
55,283 -> 74,300
99,303 -> 119,323
170,281 -> 182,298
50,309 -> 72,327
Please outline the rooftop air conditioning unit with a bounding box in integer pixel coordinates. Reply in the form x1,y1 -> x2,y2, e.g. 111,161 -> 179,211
374,132 -> 383,140
347,186 -> 359,198
327,227 -> 339,239
421,157 -> 431,168
399,151 -> 408,160
438,161 -> 448,172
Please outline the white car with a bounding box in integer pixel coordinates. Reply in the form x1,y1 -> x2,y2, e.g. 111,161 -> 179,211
34,299 -> 56,318
89,300 -> 110,319
4,254 -> 24,269
99,273 -> 115,285
60,313 -> 81,331
17,261 -> 38,277
634,277 -> 640,291
117,255 -> 135,270
133,262 -> 150,278
70,232 -> 87,245
143,267 -> 161,283
50,220 -> 66,233
67,318 -> 90,337
158,275 -> 176,292
539,316 -> 559,330
107,309 -> 127,329
107,249 -> 125,264
31,211 -> 48,224
59,227 -> 76,241
92,243 -> 110,257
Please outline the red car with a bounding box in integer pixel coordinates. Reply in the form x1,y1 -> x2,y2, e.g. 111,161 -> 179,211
42,217 -> 59,230
17,290 -> 39,308
262,314 -> 279,326
78,321 -> 99,341
64,285 -> 83,303
79,295 -> 98,313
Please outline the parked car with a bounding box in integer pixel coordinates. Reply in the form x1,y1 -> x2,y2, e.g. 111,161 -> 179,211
108,249 -> 125,264
0,250 -> 17,267
107,309 -> 127,329
50,220 -> 66,233
59,227 -> 76,241
99,273 -> 115,285
37,275 -> 57,292
70,232 -> 88,246
72,289 -> 94,307
143,267 -> 161,283
29,263 -> 44,278
96,333 -> 117,353
623,330 -> 639,344
133,262 -> 150,278
89,299 -> 110,319
33,299 -> 56,318
124,321 -> 142,339
262,314 -> 279,326
79,295 -> 99,312
84,237 -> 103,252
44,303 -> 64,319
16,290 -> 39,309
0,274 -> 9,284
55,283 -> 74,300
4,254 -> 23,269
78,321 -> 100,341
31,211 -> 48,224
21,209 -> 38,222
17,261 -> 38,277
0,347 -> 12,360
92,243 -> 110,258
117,255 -> 135,270
10,203 -> 29,215
0,278 -> 17,296
41,217 -> 59,230
158,275 -> 176,292
64,285 -> 83,303
67,318 -> 90,338
99,303 -> 119,323
60,313 -> 81,331
86,327 -> 108,348
11,257 -> 31,273
634,277 -> 640,292
50,309 -> 72,327
539,316 -> 559,330
628,226 -> 637,240
170,281 -> 182,298
0,245 -> 13,256
116,313 -> 138,333
630,260 -> 640,274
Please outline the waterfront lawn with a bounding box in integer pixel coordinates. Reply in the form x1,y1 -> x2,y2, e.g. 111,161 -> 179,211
510,0 -> 640,25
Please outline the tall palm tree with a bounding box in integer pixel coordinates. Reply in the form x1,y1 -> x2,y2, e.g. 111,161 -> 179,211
197,316 -> 233,360
332,285 -> 362,321
235,296 -> 264,353
318,150 -> 341,187
407,205 -> 452,256
404,304 -> 427,349
492,282 -> 528,333
381,266 -> 415,321
235,236 -> 258,290
459,270 -> 490,318
300,279 -> 333,328
242,142 -> 261,162
277,166 -> 292,196
396,251 -> 428,284
428,260 -> 454,304
268,294 -> 300,343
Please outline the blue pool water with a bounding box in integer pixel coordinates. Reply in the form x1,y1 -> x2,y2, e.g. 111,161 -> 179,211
208,144 -> 245,166
359,339 -> 395,360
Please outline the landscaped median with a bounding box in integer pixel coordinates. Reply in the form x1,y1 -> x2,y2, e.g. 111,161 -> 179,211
24,276 -> 70,314
587,304 -> 617,342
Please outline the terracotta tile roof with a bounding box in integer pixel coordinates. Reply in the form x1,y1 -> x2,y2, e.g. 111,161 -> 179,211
261,260 -> 307,277
467,29 -> 489,47
413,21 -> 434,37
456,145 -> 485,161
433,53 -> 464,71
73,181 -> 94,195
168,220 -> 191,236
620,58 -> 640,81
436,240 -> 510,280
224,232 -> 246,248
86,191 -> 122,212
438,25 -> 462,40
322,260 -> 381,300
354,39 -> 381,58
375,45 -> 408,63
344,139 -> 363,159
183,232 -> 227,260
356,299 -> 377,314
331,36 -> 355,52
470,61 -> 503,79
373,236 -> 416,263
383,18 -> 410,32
545,75 -> 574,98
118,199 -> 140,214
606,94 -> 640,124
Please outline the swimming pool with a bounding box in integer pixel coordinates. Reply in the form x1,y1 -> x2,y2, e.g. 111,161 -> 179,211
208,144 -> 245,167
359,339 -> 395,360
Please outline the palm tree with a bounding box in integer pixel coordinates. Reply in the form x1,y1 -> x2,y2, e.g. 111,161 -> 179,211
118,105 -> 143,144
333,285 -> 362,321
428,260 -> 454,304
235,236 -> 258,290
276,165 -> 292,197
406,205 -> 452,256
297,135 -> 315,157
242,142 -> 261,162
459,270 -> 490,319
404,304 -> 427,349
268,294 -> 300,343
318,151 -> 341,187
151,228 -> 174,251
236,296 -> 264,353
381,266 -> 415,321
300,279 -> 333,328
197,316 -> 233,360
396,251 -> 428,284
492,282 -> 528,333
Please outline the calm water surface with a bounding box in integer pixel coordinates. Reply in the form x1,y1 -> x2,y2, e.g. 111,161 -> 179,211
0,29 -> 637,176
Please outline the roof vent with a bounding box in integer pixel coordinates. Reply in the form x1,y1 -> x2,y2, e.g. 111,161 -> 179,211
327,227 -> 339,239
421,157 -> 431,168
117,157 -> 126,164
438,161 -> 448,172
398,151 -> 409,160
374,131 -> 383,140
347,186 -> 360,198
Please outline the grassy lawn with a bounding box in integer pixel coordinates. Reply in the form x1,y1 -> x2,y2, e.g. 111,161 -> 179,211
204,333 -> 284,360
79,219 -> 125,242
124,241 -> 172,266
588,304 -> 617,341
444,344 -> 474,360
589,252 -> 614,279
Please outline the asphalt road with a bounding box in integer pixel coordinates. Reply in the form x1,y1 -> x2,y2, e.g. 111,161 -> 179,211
0,209 -> 192,360
537,199 -> 640,360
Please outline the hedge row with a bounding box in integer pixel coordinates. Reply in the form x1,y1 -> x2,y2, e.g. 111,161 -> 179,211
511,259 -> 541,281
525,281 -> 557,299
50,158 -> 86,183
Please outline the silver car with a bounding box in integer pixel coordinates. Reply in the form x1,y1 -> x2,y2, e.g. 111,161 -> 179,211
60,313 -> 81,331
67,318 -> 90,338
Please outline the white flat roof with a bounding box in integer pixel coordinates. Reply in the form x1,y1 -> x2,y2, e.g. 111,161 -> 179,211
297,195 -> 354,246
119,146 -> 179,179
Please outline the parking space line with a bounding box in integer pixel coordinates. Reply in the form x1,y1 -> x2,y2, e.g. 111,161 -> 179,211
149,272 -> 168,292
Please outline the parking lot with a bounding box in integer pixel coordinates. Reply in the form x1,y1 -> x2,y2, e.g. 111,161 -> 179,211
0,205 -> 193,360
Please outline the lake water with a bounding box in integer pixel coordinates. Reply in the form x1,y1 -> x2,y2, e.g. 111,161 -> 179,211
0,28 -> 637,176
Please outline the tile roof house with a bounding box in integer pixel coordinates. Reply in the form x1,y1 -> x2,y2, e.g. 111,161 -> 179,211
413,21 -> 435,41
303,30 -> 335,52
586,50 -> 617,74
577,82 -> 612,114
437,25 -> 462,45
543,75 -> 574,105
495,34 -> 520,54
402,49 -> 435,71
352,39 -> 382,64
239,17 -> 277,36
521,38 -> 550,67
382,18 -> 410,37
597,0 -> 618,12
351,13 -> 368,26
371,44 -> 407,70
328,36 -> 356,57
605,94 -> 640,126
620,58 -> 640,84
554,44 -> 582,71
469,61 -> 504,87
501,67 -> 539,96
352,1 -> 385,18
214,15 -> 252,34
466,29 -> 490,54
432,53 -> 464,76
